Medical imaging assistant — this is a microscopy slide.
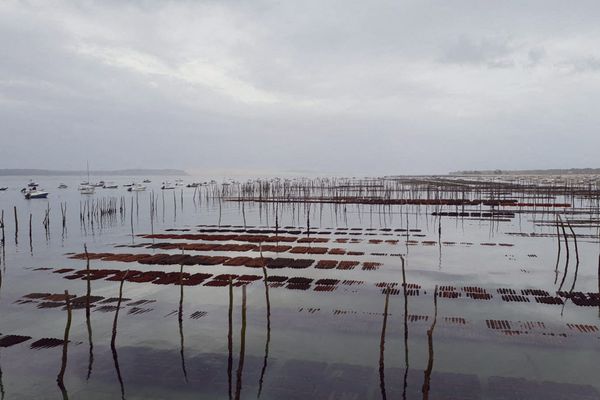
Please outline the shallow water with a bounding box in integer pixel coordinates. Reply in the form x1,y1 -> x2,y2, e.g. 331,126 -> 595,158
0,175 -> 599,399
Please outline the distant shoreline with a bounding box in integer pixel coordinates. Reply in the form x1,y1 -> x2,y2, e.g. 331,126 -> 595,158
449,168 -> 600,176
0,169 -> 188,176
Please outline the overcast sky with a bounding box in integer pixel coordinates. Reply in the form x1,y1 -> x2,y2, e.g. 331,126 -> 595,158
2,1 -> 600,175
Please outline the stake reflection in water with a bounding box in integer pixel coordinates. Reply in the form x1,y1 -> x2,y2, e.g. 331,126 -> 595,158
57,290 -> 72,400
227,278 -> 233,400
178,263 -> 188,382
379,291 -> 390,400
1,209 -> 5,252
0,351 -> 5,400
234,285 -> 247,400
111,271 -> 129,400
421,286 -> 438,400
84,245 -> 94,380
401,255 -> 409,400
257,246 -> 271,398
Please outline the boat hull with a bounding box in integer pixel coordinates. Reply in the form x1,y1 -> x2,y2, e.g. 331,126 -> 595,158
25,192 -> 49,199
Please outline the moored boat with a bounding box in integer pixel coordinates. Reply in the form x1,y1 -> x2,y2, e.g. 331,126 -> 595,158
79,185 -> 95,195
103,182 -> 118,189
24,189 -> 49,199
127,184 -> 146,192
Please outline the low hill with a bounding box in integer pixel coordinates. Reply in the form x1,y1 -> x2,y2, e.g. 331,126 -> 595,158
449,168 -> 600,176
0,169 -> 187,176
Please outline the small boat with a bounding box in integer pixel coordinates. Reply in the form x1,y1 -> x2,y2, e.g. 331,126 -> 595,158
79,185 -> 95,195
0,187 -> 7,191
24,189 -> 49,199
186,182 -> 200,188
161,182 -> 175,190
28,180 -> 39,187
143,179 -> 151,183
127,184 -> 146,192
92,181 -> 105,187
58,183 -> 68,189
123,183 -> 134,187
175,179 -> 184,186
103,182 -> 118,189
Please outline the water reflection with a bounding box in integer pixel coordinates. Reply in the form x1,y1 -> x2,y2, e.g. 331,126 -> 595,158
84,245 -> 94,380
378,291 -> 390,400
0,351 -> 5,400
421,286 -> 438,400
3,177 -> 600,398
226,277 -> 234,400
401,255 -> 409,400
178,263 -> 188,383
57,290 -> 72,400
1,209 -> 5,252
111,272 -> 129,400
257,254 -> 271,397
234,285 -> 247,400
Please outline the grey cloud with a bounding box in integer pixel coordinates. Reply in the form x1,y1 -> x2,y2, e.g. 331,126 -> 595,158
439,36 -> 514,68
527,47 -> 546,66
569,56 -> 600,73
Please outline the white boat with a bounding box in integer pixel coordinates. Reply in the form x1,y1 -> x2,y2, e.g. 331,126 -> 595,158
58,183 -> 68,189
127,184 -> 146,192
103,182 -> 118,189
92,181 -> 105,187
175,179 -> 184,186
161,182 -> 175,190
80,185 -> 95,195
27,180 -> 39,187
24,189 -> 49,199
186,182 -> 200,188
143,179 -> 151,183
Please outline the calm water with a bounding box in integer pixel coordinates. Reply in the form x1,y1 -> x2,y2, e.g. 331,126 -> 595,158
0,175 -> 599,399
